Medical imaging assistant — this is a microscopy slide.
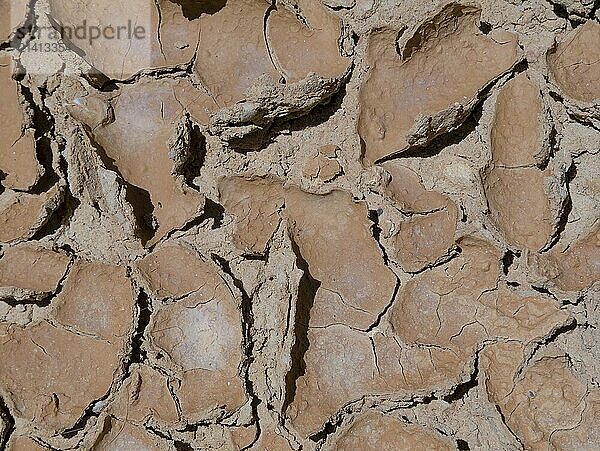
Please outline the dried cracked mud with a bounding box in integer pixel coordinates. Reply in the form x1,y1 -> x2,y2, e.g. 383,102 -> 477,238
0,0 -> 599,449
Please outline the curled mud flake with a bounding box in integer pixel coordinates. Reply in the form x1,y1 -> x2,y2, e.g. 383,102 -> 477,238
358,3 -> 519,164
488,352 -> 592,449
287,325 -> 377,437
303,144 -> 343,182
194,0 -> 279,108
548,21 -> 600,104
285,187 -> 397,330
267,0 -> 351,83
491,73 -> 549,168
148,255 -> 246,419
137,244 -> 226,300
483,166 -> 555,251
329,411 -> 455,451
218,177 -> 285,255
383,163 -> 458,272
47,0 -> 163,79
88,79 -> 205,246
109,364 -> 179,425
93,416 -> 167,451
52,261 -> 136,341
0,56 -> 42,191
0,184 -> 63,244
534,226 -> 600,292
0,245 -> 70,302
0,321 -> 123,433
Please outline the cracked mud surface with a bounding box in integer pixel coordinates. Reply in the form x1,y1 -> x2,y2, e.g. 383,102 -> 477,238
0,0 -> 599,449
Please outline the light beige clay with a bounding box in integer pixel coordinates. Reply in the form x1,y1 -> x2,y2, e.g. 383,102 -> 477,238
1,0 -> 598,449
358,3 -> 519,163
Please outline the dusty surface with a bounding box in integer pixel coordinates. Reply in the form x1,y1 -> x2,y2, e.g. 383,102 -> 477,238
0,0 -> 599,450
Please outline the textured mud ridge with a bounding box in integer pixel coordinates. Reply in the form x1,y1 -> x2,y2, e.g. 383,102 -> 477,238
0,0 -> 599,449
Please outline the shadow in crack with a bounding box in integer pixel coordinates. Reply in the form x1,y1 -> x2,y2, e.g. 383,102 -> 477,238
84,128 -> 157,245
18,84 -> 61,195
180,122 -> 208,189
169,0 -> 227,20
283,236 -> 321,412
0,395 -> 15,449
229,82 -> 349,154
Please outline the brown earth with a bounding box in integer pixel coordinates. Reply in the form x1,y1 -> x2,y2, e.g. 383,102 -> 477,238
0,0 -> 599,450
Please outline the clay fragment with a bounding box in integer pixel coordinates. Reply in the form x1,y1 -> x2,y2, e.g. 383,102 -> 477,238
109,364 -> 179,425
358,3 -> 519,163
47,0 -> 164,79
267,0 -> 350,83
194,0 -> 279,108
303,144 -> 343,182
286,324 -> 379,436
483,73 -> 556,251
52,261 -> 136,341
289,236 -> 569,436
0,245 -> 70,301
155,0 -> 201,65
137,244 -> 226,300
84,79 -> 206,246
284,187 -> 397,330
483,166 -> 555,251
93,417 -> 167,451
144,244 -> 246,420
329,411 -> 454,451
548,21 -> 600,104
490,73 -> 549,168
383,163 -> 458,272
0,55 -> 42,191
0,261 -> 135,433
391,238 -> 570,352
151,294 -> 247,419
484,349 -> 599,450
219,177 -> 285,255
534,226 -> 600,291
0,322 -> 123,433
0,185 -> 63,244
